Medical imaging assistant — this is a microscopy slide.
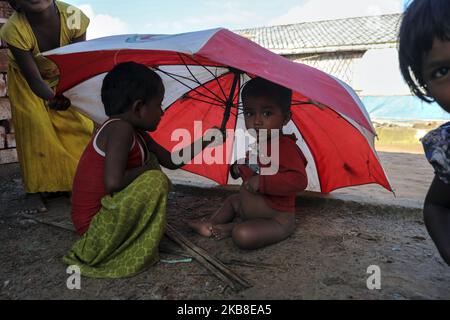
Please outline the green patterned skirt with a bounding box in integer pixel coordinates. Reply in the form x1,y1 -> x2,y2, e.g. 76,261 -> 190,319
63,170 -> 169,278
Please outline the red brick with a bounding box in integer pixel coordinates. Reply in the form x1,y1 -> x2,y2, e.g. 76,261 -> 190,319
0,38 -> 6,49
0,2 -> 14,19
0,74 -> 7,97
0,97 -> 10,120
6,133 -> 14,148
0,118 -> 12,133
0,29 -> 8,49
8,118 -> 13,133
0,133 -> 5,149
0,48 -> 8,73
0,148 -> 17,164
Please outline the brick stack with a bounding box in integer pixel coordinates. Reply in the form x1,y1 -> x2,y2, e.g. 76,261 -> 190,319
0,0 -> 17,164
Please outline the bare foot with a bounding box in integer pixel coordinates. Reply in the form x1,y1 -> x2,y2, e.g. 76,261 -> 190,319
185,218 -> 213,237
211,223 -> 236,241
25,193 -> 48,213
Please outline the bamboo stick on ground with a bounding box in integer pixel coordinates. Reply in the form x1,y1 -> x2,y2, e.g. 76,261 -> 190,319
17,213 -> 73,231
165,223 -> 252,291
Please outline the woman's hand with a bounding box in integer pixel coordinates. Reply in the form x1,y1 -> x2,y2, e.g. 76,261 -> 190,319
46,94 -> 71,111
8,45 -> 56,101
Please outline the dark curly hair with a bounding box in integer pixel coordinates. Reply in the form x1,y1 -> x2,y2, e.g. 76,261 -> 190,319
398,0 -> 450,103
242,77 -> 292,113
101,62 -> 163,117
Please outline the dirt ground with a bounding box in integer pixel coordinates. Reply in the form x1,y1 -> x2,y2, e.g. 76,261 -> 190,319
1,153 -> 450,300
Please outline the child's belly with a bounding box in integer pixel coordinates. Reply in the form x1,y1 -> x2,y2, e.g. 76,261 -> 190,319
238,185 -> 292,221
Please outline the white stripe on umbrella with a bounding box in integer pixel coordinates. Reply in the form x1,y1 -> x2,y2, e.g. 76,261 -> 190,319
283,121 -> 322,192
338,112 -> 376,153
336,112 -> 394,193
64,73 -> 106,124
65,65 -> 231,125
157,65 -> 231,112
45,29 -> 222,56
332,76 -> 376,134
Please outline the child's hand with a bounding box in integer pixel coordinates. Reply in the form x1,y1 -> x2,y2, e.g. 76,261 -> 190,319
244,175 -> 259,194
46,94 -> 71,111
231,163 -> 247,179
230,157 -> 248,179
231,163 -> 241,178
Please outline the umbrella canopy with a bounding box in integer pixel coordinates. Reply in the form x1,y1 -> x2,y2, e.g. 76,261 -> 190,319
44,28 -> 392,193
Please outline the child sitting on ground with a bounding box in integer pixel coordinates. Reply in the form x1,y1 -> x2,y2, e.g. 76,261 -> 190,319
187,77 -> 308,250
399,0 -> 450,265
65,62 -> 218,278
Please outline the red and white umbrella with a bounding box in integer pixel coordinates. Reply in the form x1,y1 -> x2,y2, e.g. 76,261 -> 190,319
44,28 -> 392,193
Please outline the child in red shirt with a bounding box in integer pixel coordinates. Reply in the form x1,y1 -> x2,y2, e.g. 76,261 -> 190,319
188,77 -> 308,249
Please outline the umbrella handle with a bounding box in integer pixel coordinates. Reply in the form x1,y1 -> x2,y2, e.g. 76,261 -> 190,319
220,70 -> 241,132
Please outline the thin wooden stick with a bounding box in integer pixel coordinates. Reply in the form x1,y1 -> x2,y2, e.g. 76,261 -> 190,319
165,223 -> 252,291
18,213 -> 75,232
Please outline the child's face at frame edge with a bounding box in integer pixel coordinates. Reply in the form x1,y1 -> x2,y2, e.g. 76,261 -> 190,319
15,0 -> 54,13
242,95 -> 290,136
422,38 -> 450,112
136,85 -> 165,132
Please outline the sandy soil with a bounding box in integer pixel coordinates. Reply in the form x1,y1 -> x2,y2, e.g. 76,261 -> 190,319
0,153 -> 449,300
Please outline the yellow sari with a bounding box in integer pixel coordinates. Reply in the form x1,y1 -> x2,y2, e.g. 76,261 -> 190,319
0,1 -> 93,193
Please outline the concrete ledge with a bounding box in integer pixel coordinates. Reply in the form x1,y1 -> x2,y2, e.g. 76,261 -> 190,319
171,180 -> 423,216
296,191 -> 423,217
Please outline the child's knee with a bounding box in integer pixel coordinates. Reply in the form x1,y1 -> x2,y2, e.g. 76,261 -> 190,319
232,225 -> 256,250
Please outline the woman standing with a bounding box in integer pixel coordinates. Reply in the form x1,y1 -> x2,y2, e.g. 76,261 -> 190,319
0,0 -> 93,195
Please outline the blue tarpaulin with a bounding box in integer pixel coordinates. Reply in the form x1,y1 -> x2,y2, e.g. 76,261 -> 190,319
361,96 -> 450,122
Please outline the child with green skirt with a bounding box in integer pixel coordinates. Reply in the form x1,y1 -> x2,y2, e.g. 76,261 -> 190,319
65,62 -> 220,278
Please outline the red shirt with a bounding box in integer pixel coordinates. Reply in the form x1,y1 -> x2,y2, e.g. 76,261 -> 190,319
71,119 -> 147,235
237,134 -> 308,213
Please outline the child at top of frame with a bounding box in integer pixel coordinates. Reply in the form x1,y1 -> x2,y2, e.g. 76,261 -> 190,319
187,77 -> 308,250
0,0 -> 94,196
65,62 -> 220,278
399,0 -> 450,265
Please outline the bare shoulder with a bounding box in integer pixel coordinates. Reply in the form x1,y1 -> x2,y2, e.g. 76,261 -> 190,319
98,120 -> 135,151
105,119 -> 134,132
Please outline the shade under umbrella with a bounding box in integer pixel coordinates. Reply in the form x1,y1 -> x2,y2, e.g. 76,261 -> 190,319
44,28 -> 392,193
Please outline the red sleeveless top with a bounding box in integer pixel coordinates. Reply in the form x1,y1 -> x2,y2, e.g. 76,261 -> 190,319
71,119 -> 148,235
